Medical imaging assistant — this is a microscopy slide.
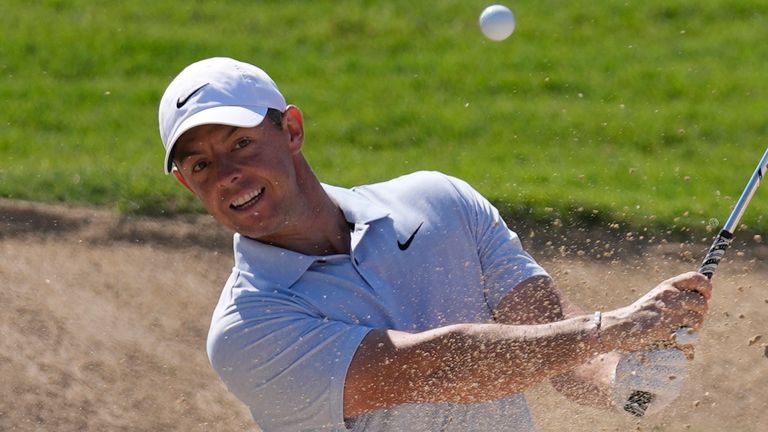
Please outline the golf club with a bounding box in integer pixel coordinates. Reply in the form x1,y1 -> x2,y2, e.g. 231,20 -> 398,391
624,145 -> 768,417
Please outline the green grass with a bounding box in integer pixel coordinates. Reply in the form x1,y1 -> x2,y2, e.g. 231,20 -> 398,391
2,0 -> 768,238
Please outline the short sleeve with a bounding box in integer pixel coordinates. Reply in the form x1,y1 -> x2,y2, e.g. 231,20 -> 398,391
207,276 -> 372,431
443,175 -> 550,311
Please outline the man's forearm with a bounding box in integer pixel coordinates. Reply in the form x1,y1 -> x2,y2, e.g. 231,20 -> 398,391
345,313 -> 613,416
411,317 -> 609,400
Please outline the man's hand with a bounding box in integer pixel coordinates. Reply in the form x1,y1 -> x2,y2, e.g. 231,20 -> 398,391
549,272 -> 709,409
603,272 -> 712,352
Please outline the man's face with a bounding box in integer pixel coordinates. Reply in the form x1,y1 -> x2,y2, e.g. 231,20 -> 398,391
172,110 -> 306,241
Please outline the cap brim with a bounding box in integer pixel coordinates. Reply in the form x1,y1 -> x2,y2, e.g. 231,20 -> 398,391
164,105 -> 268,173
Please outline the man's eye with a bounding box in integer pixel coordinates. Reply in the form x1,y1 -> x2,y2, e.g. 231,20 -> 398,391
192,161 -> 208,172
235,138 -> 252,149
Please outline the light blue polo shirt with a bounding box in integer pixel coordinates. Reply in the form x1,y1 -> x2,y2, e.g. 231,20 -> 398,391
207,171 -> 549,432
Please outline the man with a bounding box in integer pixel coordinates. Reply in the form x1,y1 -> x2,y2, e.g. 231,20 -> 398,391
158,57 -> 711,431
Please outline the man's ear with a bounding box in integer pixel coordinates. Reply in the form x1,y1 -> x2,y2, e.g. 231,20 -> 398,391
172,167 -> 194,193
283,105 -> 304,154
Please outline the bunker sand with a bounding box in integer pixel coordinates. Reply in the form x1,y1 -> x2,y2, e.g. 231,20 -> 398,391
1,199 -> 766,431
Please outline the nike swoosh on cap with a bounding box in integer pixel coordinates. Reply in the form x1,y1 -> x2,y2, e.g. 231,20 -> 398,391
397,222 -> 424,251
176,83 -> 209,109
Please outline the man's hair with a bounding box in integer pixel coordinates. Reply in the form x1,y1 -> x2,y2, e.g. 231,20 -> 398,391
266,108 -> 283,129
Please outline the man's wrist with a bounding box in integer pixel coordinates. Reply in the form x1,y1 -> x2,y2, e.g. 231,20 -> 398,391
594,308 -> 636,353
593,311 -> 604,352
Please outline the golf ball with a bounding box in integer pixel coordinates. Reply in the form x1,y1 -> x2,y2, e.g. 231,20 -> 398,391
479,5 -> 516,41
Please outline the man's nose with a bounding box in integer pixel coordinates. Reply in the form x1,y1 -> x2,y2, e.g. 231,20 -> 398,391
216,158 -> 241,187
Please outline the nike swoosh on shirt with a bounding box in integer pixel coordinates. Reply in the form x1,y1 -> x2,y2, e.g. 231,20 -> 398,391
176,83 -> 209,108
397,222 -> 424,251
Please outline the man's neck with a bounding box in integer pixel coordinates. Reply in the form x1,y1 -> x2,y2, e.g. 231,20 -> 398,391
256,163 -> 352,256
298,198 -> 351,256
262,195 -> 350,256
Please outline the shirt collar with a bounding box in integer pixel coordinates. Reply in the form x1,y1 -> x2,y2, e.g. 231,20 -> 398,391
322,183 -> 389,225
232,183 -> 389,289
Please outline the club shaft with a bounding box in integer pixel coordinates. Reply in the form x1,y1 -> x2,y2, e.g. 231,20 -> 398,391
699,145 -> 768,278
722,146 -> 768,233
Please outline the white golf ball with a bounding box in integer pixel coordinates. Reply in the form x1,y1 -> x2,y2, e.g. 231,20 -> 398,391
479,5 -> 516,41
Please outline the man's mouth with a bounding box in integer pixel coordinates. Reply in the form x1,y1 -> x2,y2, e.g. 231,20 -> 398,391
230,187 -> 264,210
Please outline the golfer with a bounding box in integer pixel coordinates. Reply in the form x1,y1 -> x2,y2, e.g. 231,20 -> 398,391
158,57 -> 711,431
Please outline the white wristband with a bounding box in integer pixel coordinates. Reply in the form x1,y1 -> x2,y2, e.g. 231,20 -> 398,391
593,311 -> 602,332
592,311 -> 603,351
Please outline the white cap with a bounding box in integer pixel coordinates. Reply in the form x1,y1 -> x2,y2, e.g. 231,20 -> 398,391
158,57 -> 287,173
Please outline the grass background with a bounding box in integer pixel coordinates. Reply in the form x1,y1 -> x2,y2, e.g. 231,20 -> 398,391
2,0 -> 768,238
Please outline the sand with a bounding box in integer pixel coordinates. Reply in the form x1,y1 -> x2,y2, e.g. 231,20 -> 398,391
1,199 -> 766,431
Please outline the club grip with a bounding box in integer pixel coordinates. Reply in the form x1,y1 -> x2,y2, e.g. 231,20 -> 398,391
698,230 -> 734,278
